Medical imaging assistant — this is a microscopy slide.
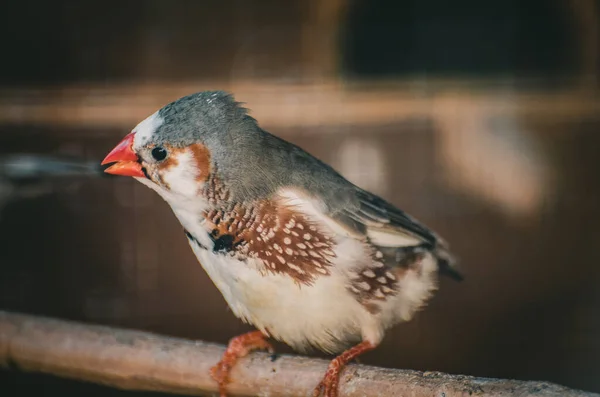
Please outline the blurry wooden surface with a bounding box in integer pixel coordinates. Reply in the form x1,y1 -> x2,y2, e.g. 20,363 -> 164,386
0,80 -> 598,129
2,311 -> 598,397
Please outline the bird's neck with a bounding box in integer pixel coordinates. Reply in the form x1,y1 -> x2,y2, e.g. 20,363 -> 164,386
171,172 -> 235,250
200,171 -> 231,205
137,171 -> 235,249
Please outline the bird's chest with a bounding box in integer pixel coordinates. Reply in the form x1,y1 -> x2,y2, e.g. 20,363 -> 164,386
186,236 -> 363,352
171,203 -> 366,352
191,245 -> 280,314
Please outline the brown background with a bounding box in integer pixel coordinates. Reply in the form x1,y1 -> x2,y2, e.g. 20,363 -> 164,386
0,0 -> 599,395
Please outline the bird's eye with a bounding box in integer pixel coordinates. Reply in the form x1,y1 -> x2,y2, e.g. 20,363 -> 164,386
151,146 -> 168,161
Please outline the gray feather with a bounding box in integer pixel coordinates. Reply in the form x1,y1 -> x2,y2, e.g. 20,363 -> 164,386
147,91 -> 462,280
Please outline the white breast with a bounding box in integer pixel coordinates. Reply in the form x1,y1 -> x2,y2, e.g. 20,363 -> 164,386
188,236 -> 377,353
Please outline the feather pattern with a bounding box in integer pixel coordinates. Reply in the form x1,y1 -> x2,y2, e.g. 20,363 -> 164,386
113,90 -> 462,354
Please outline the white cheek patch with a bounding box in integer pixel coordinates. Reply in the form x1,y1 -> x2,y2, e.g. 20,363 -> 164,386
132,111 -> 164,150
160,150 -> 200,197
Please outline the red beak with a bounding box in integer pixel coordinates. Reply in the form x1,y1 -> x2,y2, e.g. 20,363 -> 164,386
101,132 -> 145,177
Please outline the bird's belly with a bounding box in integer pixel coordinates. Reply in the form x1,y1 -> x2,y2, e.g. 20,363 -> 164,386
192,246 -> 365,353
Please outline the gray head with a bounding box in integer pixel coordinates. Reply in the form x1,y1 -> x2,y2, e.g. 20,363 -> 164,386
102,91 -> 263,198
134,91 -> 257,150
103,90 -> 355,209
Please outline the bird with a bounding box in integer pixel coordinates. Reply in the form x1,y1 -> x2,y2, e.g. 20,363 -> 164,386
101,91 -> 462,397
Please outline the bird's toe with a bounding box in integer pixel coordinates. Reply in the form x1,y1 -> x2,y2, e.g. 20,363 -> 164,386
313,369 -> 340,397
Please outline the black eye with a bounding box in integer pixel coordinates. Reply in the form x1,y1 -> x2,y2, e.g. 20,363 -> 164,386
151,146 -> 168,161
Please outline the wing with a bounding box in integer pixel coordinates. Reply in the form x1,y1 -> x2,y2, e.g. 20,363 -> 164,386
345,189 -> 462,280
280,187 -> 462,281
339,189 -> 439,247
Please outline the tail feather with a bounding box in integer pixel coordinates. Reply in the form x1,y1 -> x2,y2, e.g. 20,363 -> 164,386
433,244 -> 464,282
380,241 -> 464,282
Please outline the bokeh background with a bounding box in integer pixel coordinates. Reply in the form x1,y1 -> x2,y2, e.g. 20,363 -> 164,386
1,0 -> 599,395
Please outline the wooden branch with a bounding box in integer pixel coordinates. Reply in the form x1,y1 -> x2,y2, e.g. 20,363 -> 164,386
0,311 -> 596,397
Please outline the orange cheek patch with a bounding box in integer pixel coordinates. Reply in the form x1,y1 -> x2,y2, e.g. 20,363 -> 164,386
152,144 -> 211,191
157,145 -> 183,171
189,143 -> 212,182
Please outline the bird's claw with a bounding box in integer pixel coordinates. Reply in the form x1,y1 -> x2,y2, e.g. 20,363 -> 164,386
312,370 -> 339,397
209,331 -> 274,397
312,341 -> 375,397
210,359 -> 231,397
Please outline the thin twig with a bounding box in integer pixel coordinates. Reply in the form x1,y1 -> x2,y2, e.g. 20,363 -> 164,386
0,311 -> 596,397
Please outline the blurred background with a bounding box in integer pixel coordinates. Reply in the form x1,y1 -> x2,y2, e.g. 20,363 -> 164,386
1,0 -> 599,395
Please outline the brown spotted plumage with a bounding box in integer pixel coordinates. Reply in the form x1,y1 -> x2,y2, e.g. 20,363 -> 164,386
348,263 -> 398,313
347,249 -> 426,314
204,197 -> 335,285
102,90 -> 462,397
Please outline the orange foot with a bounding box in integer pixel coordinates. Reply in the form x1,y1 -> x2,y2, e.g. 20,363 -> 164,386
313,340 -> 376,397
210,330 -> 274,397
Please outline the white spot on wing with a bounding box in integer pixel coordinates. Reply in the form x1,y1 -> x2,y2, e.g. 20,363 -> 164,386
362,269 -> 376,278
287,262 -> 305,274
367,229 -> 422,247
